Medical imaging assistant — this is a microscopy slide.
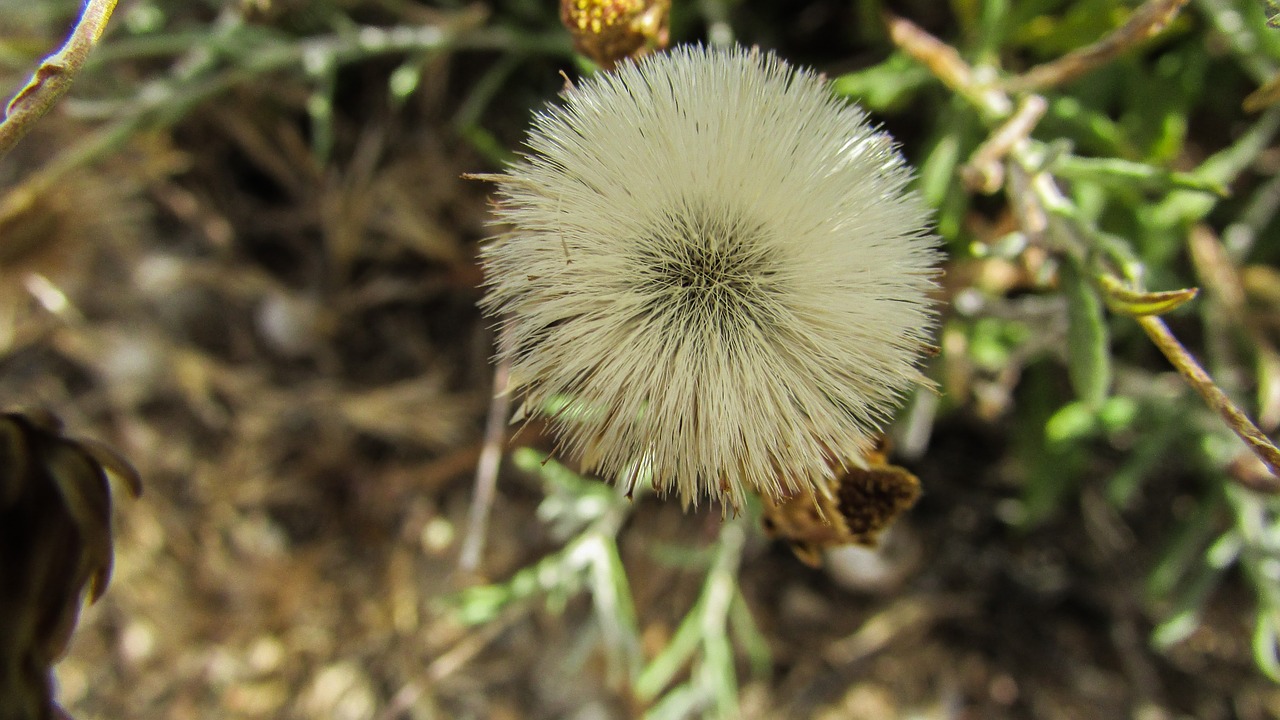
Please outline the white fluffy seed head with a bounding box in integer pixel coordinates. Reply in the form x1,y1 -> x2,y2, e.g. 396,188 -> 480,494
481,45 -> 939,510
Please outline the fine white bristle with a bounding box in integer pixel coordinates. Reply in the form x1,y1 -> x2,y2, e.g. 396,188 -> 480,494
481,45 -> 939,510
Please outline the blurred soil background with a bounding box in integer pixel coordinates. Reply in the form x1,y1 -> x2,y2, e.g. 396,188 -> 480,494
2,1 -> 1280,718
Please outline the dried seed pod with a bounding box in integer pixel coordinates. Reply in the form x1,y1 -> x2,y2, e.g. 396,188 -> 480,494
560,0 -> 671,69
761,444 -> 921,567
0,411 -> 140,720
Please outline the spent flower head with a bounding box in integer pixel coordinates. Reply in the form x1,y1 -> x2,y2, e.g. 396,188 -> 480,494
482,45 -> 939,509
559,0 -> 671,69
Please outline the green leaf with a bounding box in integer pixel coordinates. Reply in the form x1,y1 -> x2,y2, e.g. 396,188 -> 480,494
1060,258 -> 1111,409
1106,420 -> 1180,507
1014,364 -> 1087,524
830,53 -> 931,111
643,683 -> 706,720
1097,274 -> 1199,317
1045,401 -> 1098,445
636,597 -> 705,701
703,633 -> 738,718
1151,552 -> 1229,648
1052,155 -> 1228,196
729,586 -> 771,676
1253,613 -> 1280,682
1044,96 -> 1132,156
1148,495 -> 1222,598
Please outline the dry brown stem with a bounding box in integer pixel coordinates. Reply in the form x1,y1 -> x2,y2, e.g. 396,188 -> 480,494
1188,225 -> 1280,431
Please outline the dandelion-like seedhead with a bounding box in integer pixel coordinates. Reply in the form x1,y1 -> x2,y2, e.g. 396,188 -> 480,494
482,45 -> 939,509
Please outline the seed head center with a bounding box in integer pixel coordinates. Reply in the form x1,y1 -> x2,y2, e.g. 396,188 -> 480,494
635,202 -> 781,323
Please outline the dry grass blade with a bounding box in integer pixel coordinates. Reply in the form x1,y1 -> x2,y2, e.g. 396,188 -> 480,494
458,346 -> 512,573
885,12 -> 1011,119
961,95 -> 1048,194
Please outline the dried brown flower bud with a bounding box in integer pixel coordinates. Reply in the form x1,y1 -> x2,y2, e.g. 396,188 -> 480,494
0,411 -> 140,720
761,446 -> 921,567
560,0 -> 670,69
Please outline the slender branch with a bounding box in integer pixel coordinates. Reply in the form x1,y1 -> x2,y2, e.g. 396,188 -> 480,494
1002,0 -> 1190,92
1139,315 -> 1280,492
0,0 -> 119,159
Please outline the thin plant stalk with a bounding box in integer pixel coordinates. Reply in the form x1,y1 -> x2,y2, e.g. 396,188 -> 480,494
0,0 -> 119,159
1139,315 -> 1280,493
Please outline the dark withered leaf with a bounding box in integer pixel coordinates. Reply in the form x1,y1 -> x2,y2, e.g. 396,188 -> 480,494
835,464 -> 923,542
0,411 -> 140,720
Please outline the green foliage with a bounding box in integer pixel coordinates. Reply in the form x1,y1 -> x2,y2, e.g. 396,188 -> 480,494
634,522 -> 770,720
828,53 -> 931,112
446,452 -> 768,717
834,0 -> 1280,681
449,449 -> 642,683
1060,256 -> 1111,410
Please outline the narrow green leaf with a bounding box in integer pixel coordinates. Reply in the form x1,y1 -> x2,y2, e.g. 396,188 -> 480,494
1061,258 -> 1111,409
1151,555 -> 1228,648
702,634 -> 738,718
590,535 -> 642,683
1106,420 -> 1180,507
1098,273 -> 1199,317
1045,401 -> 1099,445
729,586 -> 771,676
921,138 -> 961,209
636,597 -> 705,701
1252,613 -> 1280,682
643,683 -> 706,720
1053,155 -> 1228,196
1147,495 -> 1222,599
830,53 -> 930,111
